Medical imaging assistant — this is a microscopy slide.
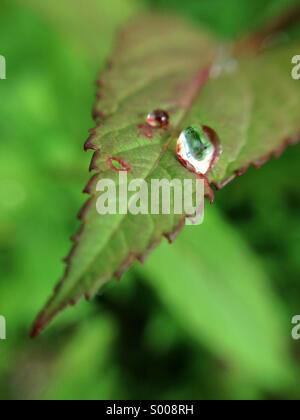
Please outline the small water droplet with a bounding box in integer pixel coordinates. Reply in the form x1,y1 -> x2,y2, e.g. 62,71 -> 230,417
147,110 -> 169,128
177,125 -> 221,175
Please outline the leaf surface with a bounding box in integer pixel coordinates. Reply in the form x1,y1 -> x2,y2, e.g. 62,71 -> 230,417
31,14 -> 300,336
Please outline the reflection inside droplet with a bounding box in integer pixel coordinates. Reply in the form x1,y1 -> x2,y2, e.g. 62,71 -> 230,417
177,125 -> 221,175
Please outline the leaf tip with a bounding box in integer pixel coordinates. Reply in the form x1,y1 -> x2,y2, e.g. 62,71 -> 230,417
213,176 -> 236,191
84,132 -> 99,152
29,311 -> 52,339
92,109 -> 107,122
114,253 -> 136,281
83,173 -> 99,195
164,218 -> 186,244
138,238 -> 162,264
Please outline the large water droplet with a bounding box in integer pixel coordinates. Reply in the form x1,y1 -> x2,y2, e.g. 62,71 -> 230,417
147,109 -> 169,128
177,125 -> 220,175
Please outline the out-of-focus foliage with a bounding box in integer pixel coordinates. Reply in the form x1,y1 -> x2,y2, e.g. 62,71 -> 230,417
139,207 -> 295,391
143,0 -> 300,38
0,0 -> 299,400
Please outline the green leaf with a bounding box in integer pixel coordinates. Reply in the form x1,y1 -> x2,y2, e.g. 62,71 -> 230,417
31,14 -> 300,336
137,206 -> 296,390
40,315 -> 118,400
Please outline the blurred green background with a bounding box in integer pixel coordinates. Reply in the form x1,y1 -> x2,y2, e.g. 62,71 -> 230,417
0,0 -> 300,400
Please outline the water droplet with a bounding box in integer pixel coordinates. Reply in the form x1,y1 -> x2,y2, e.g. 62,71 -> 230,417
147,110 -> 169,128
177,125 -> 221,175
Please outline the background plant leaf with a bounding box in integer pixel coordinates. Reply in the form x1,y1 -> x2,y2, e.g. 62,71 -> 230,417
31,13 -> 300,336
21,0 -> 141,64
137,205 -> 296,390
